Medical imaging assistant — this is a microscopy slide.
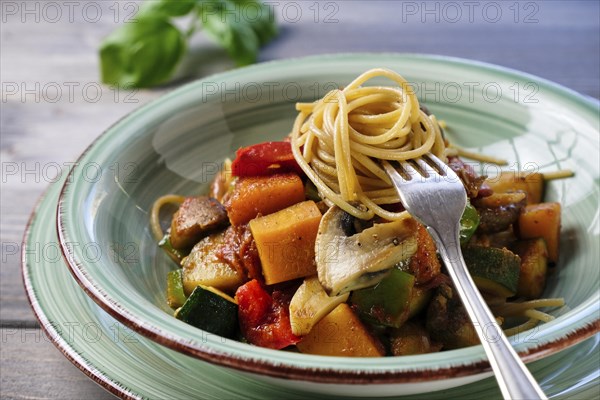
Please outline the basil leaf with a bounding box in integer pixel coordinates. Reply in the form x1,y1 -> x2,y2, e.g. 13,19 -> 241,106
100,15 -> 186,87
235,0 -> 278,45
200,0 -> 274,66
139,0 -> 196,17
202,10 -> 259,65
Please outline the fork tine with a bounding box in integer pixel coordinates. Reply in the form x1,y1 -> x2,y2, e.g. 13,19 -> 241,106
425,154 -> 451,175
381,160 -> 404,183
414,158 -> 437,178
425,154 -> 463,183
400,161 -> 418,180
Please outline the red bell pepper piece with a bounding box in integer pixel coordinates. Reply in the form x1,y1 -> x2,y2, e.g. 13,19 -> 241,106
235,279 -> 300,349
231,141 -> 304,177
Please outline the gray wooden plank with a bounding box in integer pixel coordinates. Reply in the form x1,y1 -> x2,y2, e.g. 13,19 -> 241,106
0,328 -> 116,399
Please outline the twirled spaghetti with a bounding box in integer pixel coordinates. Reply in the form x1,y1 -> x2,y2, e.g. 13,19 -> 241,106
291,68 -> 447,220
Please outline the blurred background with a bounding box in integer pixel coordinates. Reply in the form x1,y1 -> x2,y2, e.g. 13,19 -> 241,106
1,1 -> 599,398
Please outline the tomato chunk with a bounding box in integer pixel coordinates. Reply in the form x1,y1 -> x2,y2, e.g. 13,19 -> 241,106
235,280 -> 300,349
231,141 -> 303,177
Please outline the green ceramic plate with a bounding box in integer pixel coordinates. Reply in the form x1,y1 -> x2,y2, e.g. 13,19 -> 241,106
54,54 -> 599,395
24,176 -> 600,399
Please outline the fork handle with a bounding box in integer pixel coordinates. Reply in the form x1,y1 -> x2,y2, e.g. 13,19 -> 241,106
429,225 -> 547,400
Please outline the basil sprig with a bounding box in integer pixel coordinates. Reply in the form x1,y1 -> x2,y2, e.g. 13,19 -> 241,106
100,0 -> 278,88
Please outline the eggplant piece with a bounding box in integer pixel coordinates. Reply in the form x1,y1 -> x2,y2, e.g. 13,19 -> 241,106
315,206 -> 418,296
170,196 -> 229,249
426,284 -> 480,349
474,192 -> 526,234
447,157 -> 487,198
477,206 -> 522,234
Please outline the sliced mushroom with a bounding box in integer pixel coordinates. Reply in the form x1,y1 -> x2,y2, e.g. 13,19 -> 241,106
289,276 -> 349,336
315,206 -> 418,296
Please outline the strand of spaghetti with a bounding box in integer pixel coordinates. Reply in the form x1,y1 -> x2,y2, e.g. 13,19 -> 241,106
339,91 -> 358,200
491,298 -> 565,316
503,318 -> 539,337
150,194 -> 185,241
543,170 -> 575,180
291,68 -> 446,219
524,309 -> 555,323
451,145 -> 509,165
291,109 -> 373,219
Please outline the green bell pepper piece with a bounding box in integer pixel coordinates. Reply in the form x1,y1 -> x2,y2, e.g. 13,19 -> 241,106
350,269 -> 415,328
460,201 -> 480,245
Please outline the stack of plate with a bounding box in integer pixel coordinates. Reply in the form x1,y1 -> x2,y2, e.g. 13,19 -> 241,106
24,54 -> 600,399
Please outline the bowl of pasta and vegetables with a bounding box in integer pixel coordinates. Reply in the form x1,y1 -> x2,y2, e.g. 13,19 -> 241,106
58,54 -> 600,396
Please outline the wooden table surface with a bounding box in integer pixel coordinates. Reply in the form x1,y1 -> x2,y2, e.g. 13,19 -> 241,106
1,1 -> 599,398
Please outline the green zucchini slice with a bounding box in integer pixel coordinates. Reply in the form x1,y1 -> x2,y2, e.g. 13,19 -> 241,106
176,285 -> 238,338
463,246 -> 520,297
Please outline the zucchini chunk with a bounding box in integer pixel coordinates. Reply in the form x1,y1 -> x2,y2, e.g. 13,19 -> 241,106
182,232 -> 245,295
176,285 -> 238,338
462,246 -> 521,298
166,269 -> 187,309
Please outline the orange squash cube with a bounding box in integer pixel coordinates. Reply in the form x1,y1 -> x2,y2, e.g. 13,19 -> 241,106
225,173 -> 305,225
249,201 -> 321,285
517,202 -> 561,263
297,303 -> 384,357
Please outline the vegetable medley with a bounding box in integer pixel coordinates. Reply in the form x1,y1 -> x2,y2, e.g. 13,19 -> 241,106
157,140 -> 564,357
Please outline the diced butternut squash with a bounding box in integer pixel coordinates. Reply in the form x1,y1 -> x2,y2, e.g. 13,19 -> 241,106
249,201 -> 322,285
517,202 -> 561,263
224,173 -> 305,225
513,239 -> 548,299
485,172 -> 544,204
296,303 -> 384,357
182,232 -> 244,295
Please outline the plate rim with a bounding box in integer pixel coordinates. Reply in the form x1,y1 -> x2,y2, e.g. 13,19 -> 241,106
55,53 -> 600,384
22,179 -> 600,399
21,186 -> 141,400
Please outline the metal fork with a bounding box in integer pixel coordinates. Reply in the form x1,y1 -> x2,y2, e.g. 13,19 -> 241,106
382,154 -> 546,400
